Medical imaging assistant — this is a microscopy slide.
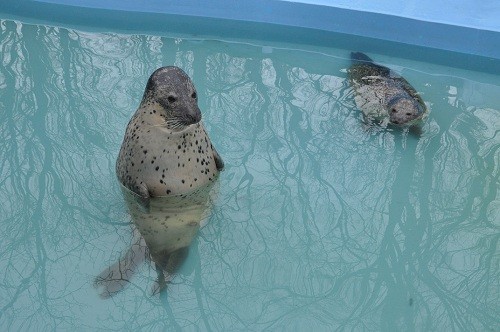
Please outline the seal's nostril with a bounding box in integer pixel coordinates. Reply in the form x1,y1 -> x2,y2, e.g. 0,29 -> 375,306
192,108 -> 202,123
184,113 -> 201,125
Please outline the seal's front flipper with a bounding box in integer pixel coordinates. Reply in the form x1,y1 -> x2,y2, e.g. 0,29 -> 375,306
212,145 -> 225,171
137,197 -> 150,214
121,179 -> 151,213
94,232 -> 146,299
134,182 -> 151,213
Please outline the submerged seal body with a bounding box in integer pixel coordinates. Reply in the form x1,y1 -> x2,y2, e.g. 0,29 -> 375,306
96,67 -> 224,297
348,52 -> 428,128
95,183 -> 219,297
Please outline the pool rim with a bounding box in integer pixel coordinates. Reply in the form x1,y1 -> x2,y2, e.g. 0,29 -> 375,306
1,0 -> 500,74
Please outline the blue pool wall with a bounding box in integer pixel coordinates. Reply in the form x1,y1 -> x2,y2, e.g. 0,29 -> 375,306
2,0 -> 500,73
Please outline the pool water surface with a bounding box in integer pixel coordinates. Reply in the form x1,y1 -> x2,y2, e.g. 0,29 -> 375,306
0,18 -> 499,331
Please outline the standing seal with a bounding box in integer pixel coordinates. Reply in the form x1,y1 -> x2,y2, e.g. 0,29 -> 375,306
116,66 -> 224,209
348,52 -> 428,129
96,67 -> 224,297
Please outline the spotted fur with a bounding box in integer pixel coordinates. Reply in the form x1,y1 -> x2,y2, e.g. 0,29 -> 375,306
348,52 -> 428,127
116,66 -> 224,208
96,67 -> 223,297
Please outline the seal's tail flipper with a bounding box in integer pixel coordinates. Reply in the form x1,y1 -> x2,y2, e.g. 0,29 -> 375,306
151,247 -> 190,295
351,52 -> 374,64
94,232 -> 147,299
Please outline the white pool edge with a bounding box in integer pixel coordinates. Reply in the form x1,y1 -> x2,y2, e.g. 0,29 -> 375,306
2,0 -> 500,61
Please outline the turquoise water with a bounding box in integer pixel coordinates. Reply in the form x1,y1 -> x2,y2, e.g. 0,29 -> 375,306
0,18 -> 499,331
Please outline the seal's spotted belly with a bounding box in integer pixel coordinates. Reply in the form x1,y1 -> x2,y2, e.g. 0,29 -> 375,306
118,121 -> 220,196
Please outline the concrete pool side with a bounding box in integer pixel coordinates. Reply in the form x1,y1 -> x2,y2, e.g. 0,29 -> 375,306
1,0 -> 500,72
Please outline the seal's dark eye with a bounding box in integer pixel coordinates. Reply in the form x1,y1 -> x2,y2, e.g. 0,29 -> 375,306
167,96 -> 176,103
191,92 -> 197,99
391,108 -> 397,113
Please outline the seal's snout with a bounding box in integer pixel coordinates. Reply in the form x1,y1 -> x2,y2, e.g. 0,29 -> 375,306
193,109 -> 202,123
186,107 -> 202,125
388,97 -> 425,126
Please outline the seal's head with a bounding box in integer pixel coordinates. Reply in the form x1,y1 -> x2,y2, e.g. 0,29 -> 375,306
387,95 -> 426,126
141,66 -> 201,130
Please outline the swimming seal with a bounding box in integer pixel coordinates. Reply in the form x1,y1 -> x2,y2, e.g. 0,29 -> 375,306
96,67 -> 224,297
348,52 -> 428,128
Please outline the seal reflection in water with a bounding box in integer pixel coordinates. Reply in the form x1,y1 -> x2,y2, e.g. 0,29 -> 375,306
348,52 -> 428,133
95,67 -> 224,298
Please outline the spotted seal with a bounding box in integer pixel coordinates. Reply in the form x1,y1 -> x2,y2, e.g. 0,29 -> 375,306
348,52 -> 428,129
95,67 -> 224,297
116,66 -> 224,209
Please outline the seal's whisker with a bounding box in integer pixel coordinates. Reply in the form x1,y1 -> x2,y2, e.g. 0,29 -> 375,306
163,119 -> 186,129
